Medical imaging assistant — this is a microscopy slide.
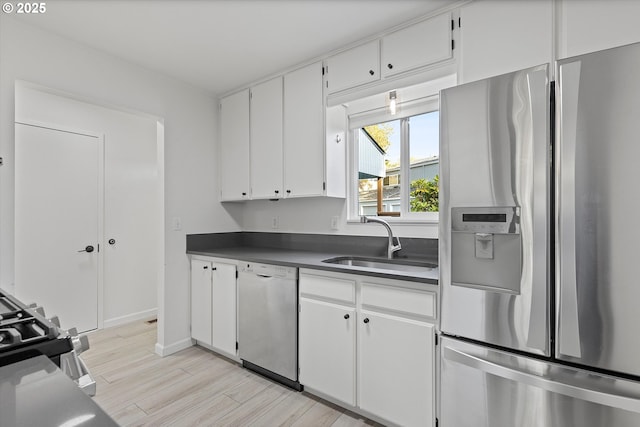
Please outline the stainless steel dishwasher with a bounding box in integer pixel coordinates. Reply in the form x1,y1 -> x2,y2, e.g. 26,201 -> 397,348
237,262 -> 301,391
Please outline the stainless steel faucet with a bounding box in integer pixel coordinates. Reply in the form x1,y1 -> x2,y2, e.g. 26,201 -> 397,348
360,216 -> 402,259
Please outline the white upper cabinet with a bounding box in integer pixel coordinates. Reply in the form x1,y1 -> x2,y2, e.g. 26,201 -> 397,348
459,0 -> 553,84
283,62 -> 325,198
558,0 -> 640,58
381,12 -> 452,78
219,89 -> 250,201
325,40 -> 380,94
250,77 -> 284,199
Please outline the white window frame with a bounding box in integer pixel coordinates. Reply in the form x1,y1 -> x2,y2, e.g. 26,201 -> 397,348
348,95 -> 440,223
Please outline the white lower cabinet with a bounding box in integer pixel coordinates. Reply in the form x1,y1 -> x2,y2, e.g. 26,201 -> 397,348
299,270 -> 437,427
359,311 -> 434,427
190,257 -> 237,357
191,259 -> 213,345
299,298 -> 356,406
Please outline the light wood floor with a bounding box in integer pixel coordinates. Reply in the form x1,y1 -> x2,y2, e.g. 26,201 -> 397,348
82,320 -> 382,427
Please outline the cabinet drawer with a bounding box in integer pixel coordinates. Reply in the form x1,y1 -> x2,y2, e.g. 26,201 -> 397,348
300,273 -> 356,304
361,283 -> 435,318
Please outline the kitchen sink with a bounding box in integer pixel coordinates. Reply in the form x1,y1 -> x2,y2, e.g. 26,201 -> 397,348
322,256 -> 436,273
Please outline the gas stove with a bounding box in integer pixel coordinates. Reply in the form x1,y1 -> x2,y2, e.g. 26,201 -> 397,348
0,289 -> 95,395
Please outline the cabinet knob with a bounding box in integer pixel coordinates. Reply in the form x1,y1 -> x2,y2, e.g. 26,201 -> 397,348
369,70 -> 375,76
344,314 -> 350,319
275,190 -> 279,194
242,192 -> 247,196
363,318 -> 370,324
387,63 -> 393,69
286,190 -> 291,194
203,266 -> 208,269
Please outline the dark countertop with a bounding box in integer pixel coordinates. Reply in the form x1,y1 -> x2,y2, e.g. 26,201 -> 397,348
187,246 -> 439,285
0,355 -> 118,427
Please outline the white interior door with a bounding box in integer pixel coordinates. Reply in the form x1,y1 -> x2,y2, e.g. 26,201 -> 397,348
15,122 -> 101,333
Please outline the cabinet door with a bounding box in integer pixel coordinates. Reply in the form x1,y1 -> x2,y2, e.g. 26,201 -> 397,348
381,13 -> 452,78
190,259 -> 212,345
220,90 -> 250,201
283,62 -> 325,198
559,0 -> 640,58
299,298 -> 356,406
250,77 -> 283,199
326,41 -> 380,93
211,262 -> 237,356
459,0 -> 552,83
359,311 -> 435,427
324,105 -> 347,198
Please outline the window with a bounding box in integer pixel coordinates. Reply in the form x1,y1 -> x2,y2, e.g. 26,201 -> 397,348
353,106 -> 439,220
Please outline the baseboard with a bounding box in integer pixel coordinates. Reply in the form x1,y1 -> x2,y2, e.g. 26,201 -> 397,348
194,341 -> 241,363
155,337 -> 193,357
103,308 -> 157,329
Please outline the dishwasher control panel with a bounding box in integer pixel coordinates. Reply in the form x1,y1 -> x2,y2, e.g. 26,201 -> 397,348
238,262 -> 298,280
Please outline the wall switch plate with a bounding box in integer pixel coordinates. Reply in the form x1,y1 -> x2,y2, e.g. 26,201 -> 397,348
172,217 -> 182,231
331,216 -> 339,230
271,216 -> 279,229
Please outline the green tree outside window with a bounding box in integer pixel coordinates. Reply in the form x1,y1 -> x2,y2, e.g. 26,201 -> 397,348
410,175 -> 439,212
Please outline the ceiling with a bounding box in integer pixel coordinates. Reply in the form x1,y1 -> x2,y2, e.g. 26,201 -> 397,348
17,0 -> 453,96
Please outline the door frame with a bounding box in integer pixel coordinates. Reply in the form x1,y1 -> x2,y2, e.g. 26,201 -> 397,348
15,119 -> 106,330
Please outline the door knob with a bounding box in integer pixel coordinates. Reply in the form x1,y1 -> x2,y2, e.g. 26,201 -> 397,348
78,245 -> 94,253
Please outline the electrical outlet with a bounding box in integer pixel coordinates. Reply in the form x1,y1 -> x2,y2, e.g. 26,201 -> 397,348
172,217 -> 182,231
272,216 -> 279,229
331,216 -> 339,230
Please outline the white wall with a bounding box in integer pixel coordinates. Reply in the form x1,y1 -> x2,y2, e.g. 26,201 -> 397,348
239,194 -> 438,239
0,17 -> 242,354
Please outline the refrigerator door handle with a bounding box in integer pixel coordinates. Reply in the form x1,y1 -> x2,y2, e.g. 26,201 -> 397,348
444,345 -> 640,413
526,68 -> 550,352
556,60 -> 582,358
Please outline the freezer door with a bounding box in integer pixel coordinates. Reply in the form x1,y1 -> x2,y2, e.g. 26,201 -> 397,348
441,337 -> 640,427
556,42 -> 640,376
440,64 -> 550,355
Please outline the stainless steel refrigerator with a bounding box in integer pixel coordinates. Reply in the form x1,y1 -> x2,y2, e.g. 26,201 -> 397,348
439,42 -> 640,426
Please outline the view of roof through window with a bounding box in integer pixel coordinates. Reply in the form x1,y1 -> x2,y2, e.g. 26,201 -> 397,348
358,111 -> 439,216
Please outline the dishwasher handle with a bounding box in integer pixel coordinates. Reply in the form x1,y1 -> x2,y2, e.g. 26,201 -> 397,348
238,263 -> 298,281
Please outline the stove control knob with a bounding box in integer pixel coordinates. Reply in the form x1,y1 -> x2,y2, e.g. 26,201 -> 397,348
48,316 -> 61,327
67,327 -> 78,336
34,306 -> 45,317
72,334 -> 91,354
